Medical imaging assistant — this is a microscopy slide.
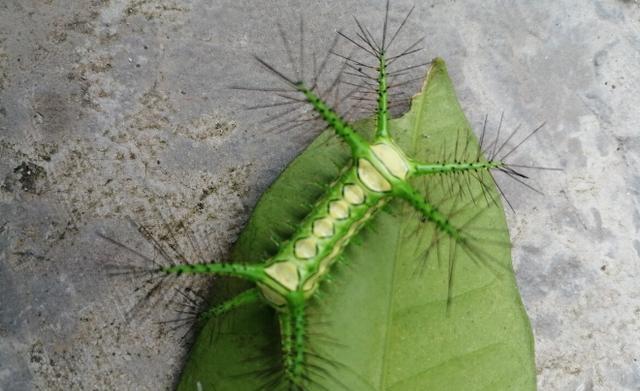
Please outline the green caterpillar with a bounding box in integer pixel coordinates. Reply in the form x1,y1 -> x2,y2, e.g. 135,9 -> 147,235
106,3 -> 542,390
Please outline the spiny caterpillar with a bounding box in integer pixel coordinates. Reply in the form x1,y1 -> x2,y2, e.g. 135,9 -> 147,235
104,2 -> 544,390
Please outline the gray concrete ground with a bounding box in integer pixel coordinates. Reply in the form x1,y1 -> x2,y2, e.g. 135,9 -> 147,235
1,0 -> 639,390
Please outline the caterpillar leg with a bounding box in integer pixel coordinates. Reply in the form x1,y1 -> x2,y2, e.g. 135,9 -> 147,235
279,312 -> 294,385
407,121 -> 553,211
399,184 -> 463,242
279,300 -> 308,390
294,84 -> 368,156
401,184 -> 510,283
410,160 -> 503,176
198,287 -> 261,322
252,56 -> 368,155
403,185 -> 491,257
162,262 -> 267,282
165,287 -> 263,342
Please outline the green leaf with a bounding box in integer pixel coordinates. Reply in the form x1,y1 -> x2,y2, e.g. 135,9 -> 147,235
177,59 -> 536,391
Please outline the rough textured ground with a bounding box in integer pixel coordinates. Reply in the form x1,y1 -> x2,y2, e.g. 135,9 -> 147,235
1,1 -> 639,390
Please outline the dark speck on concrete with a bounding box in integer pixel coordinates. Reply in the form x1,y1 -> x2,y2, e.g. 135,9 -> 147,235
2,162 -> 47,194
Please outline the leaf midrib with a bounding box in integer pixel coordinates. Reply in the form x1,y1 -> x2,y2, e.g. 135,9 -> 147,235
376,62 -> 435,390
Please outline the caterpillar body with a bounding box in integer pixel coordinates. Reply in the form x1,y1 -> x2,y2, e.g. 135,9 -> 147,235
105,2 -> 543,390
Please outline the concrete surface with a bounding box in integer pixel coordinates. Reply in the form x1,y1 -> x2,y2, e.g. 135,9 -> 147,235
1,0 -> 639,390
